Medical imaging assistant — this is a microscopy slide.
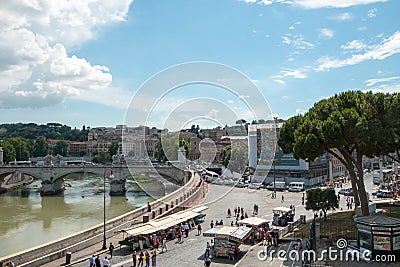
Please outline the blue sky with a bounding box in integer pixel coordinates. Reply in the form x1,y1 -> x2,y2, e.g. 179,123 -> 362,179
0,0 -> 399,130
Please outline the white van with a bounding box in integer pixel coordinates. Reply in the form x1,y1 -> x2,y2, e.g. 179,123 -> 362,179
288,182 -> 305,192
266,181 -> 287,191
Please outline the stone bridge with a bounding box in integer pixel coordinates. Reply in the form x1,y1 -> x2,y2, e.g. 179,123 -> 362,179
0,165 -> 187,196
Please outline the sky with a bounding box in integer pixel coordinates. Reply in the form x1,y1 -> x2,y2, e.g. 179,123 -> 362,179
0,0 -> 399,131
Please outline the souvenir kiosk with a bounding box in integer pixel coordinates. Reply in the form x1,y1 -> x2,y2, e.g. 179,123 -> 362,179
272,207 -> 294,227
203,226 -> 252,259
355,215 -> 400,260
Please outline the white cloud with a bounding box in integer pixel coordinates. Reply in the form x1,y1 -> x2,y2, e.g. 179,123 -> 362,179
341,40 -> 367,52
319,28 -> 334,39
358,26 -> 368,31
368,8 -> 377,18
281,69 -> 308,79
281,33 -> 314,49
293,0 -> 387,9
258,0 -> 274,5
295,108 -> 306,114
281,95 -> 288,99
240,0 -> 293,5
0,0 -> 132,109
365,76 -> 400,87
316,31 -> 400,71
363,83 -> 400,94
328,13 -> 353,21
227,100 -> 235,104
271,68 -> 308,83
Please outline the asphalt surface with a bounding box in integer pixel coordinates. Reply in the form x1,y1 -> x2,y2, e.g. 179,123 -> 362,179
43,173 -> 391,267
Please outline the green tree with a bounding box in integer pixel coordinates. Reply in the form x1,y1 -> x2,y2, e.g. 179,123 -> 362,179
305,188 -> 339,221
7,137 -> 30,161
219,143 -> 248,173
33,137 -> 48,157
278,91 -> 395,216
2,140 -> 16,163
109,141 -> 119,157
92,152 -> 110,164
53,140 -> 68,156
219,145 -> 231,168
154,134 -> 190,163
154,140 -> 166,163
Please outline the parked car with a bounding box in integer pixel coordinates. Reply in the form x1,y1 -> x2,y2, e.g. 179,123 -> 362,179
376,190 -> 393,198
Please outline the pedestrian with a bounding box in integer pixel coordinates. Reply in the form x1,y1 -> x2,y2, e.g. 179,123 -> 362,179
145,250 -> 151,267
227,208 -> 231,217
234,207 -> 237,216
89,255 -> 95,267
161,236 -> 168,252
95,256 -> 101,267
132,251 -> 137,267
210,220 -> 214,228
109,242 -> 114,258
204,256 -> 212,266
151,250 -> 157,267
197,223 -> 202,235
180,229 -> 185,243
231,221 -> 234,226
319,210 -> 323,218
184,222 -> 189,237
147,201 -> 151,212
205,241 -> 211,258
138,251 -> 144,267
281,195 -> 285,202
102,256 -> 110,267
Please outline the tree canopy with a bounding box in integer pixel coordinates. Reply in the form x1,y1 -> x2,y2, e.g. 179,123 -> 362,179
278,91 -> 400,216
305,188 -> 339,220
219,143 -> 248,173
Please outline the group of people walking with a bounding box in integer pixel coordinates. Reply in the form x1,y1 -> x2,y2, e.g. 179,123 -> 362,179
131,250 -> 157,267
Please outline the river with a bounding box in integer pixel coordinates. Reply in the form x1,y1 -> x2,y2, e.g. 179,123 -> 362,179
0,173 -> 157,257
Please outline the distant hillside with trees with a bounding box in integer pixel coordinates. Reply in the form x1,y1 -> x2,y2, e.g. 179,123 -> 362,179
0,123 -> 89,163
0,123 -> 89,141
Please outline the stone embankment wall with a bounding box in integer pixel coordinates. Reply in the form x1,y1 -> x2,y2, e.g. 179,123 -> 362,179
0,171 -> 206,267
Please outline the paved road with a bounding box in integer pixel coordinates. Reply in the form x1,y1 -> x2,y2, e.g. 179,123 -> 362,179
48,181 -> 331,267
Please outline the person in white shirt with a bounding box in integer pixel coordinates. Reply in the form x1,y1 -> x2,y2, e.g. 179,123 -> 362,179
103,256 -> 110,267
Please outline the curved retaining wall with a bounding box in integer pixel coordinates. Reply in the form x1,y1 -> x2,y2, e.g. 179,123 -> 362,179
0,171 -> 205,267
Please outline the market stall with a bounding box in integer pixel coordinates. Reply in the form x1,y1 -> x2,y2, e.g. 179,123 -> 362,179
237,217 -> 270,243
272,207 -> 293,226
237,217 -> 269,229
117,205 -> 208,250
203,226 -> 252,259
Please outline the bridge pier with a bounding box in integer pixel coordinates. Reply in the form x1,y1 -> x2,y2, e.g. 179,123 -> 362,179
40,178 -> 65,196
109,179 -> 126,196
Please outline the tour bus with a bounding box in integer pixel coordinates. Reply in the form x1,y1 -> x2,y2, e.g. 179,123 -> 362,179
288,182 -> 305,192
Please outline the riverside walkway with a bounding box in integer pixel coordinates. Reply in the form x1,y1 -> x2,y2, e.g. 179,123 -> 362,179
42,182 -> 326,267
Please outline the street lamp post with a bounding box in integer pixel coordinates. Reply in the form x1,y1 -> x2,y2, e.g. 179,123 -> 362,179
102,170 -> 107,250
273,116 -> 278,198
101,170 -> 114,250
